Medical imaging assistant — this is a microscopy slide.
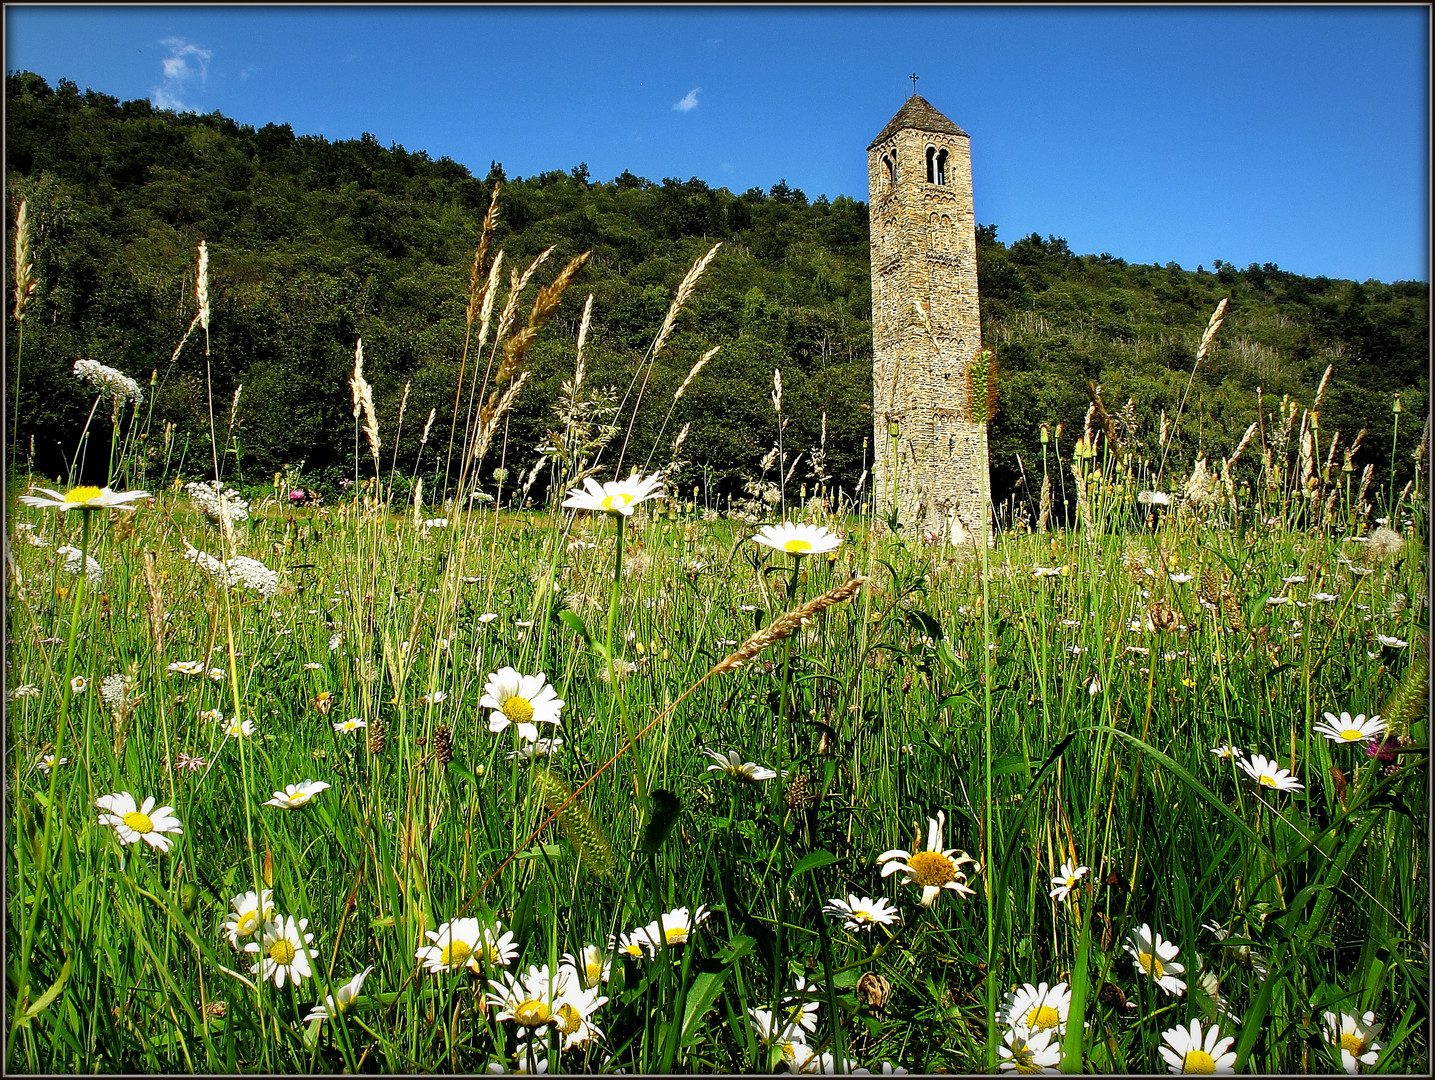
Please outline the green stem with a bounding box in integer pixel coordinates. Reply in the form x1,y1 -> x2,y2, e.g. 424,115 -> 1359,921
10,507 -> 93,1063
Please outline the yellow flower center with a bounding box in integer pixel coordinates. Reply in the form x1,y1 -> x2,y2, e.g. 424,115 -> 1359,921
1138,951 -> 1165,980
1338,729 -> 1362,741
1183,1050 -> 1217,1074
1339,1033 -> 1367,1055
600,493 -> 633,510
503,696 -> 535,724
269,938 -> 297,965
1025,1004 -> 1061,1032
289,792 -> 312,805
664,925 -> 688,945
584,959 -> 603,985
555,1002 -> 582,1035
783,538 -> 813,553
65,485 -> 102,504
906,850 -> 957,888
1258,774 -> 1277,787
621,941 -> 644,958
236,910 -> 261,936
440,940 -> 473,968
514,998 -> 551,1027
122,810 -> 154,834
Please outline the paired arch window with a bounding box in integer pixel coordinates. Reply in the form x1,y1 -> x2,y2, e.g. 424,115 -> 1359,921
881,153 -> 897,185
925,146 -> 949,186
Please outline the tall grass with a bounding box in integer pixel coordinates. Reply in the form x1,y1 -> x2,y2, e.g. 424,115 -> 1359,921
4,213 -> 1427,1074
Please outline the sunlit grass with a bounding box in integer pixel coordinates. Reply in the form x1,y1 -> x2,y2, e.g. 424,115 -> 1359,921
5,465 -> 1426,1073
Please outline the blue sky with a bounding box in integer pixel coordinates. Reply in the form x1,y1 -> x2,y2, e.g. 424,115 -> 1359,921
6,4 -> 1430,283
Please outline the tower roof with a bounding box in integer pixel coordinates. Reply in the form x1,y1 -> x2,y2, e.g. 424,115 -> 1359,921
867,95 -> 968,149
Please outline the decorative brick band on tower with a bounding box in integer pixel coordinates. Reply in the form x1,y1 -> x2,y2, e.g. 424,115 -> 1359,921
867,95 -> 987,545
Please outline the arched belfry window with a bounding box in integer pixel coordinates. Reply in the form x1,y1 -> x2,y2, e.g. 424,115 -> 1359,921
936,148 -> 949,186
925,146 -> 937,184
882,153 -> 896,185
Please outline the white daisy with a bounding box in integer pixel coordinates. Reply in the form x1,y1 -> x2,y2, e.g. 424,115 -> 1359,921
487,963 -> 564,1032
223,889 -> 276,948
1323,1009 -> 1382,1073
561,471 -> 664,516
997,1025 -> 1062,1073
96,792 -> 183,853
416,916 -> 487,974
263,780 -> 332,808
224,716 -> 256,739
333,717 -> 366,733
1158,1018 -> 1237,1073
1314,711 -> 1387,745
1000,981 -> 1072,1037
1236,753 -> 1304,793
480,668 -> 564,743
1048,861 -> 1088,902
751,521 -> 842,555
20,484 -> 150,512
245,915 -> 318,988
1125,923 -> 1186,996
877,810 -> 980,906
304,965 -> 375,1022
559,944 -> 611,989
704,747 -> 777,783
822,894 -> 900,932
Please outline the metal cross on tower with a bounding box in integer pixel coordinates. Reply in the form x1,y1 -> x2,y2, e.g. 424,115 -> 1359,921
909,73 -> 919,96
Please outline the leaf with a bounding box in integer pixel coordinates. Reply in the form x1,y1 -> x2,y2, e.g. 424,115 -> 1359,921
638,789 -> 682,854
17,954 -> 72,1027
789,849 -> 838,885
680,968 -> 733,1046
557,610 -> 592,649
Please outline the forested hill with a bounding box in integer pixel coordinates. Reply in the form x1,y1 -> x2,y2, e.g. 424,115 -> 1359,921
6,72 -> 1428,508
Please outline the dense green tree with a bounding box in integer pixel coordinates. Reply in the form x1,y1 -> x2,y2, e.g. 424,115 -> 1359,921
6,72 -> 1427,511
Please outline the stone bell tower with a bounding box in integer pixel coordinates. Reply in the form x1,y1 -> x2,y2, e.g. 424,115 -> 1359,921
867,95 -> 987,545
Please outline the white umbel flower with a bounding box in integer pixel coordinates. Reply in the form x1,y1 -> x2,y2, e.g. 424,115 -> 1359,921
73,358 -> 144,404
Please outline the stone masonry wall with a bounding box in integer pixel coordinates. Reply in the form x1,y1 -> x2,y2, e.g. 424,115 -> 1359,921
868,107 -> 988,545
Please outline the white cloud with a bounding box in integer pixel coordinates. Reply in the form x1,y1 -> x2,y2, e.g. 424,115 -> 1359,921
673,87 -> 701,112
152,36 -> 211,112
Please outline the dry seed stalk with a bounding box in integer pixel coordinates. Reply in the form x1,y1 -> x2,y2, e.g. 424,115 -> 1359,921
465,183 -> 501,326
13,199 -> 35,322
653,241 -> 722,358
1196,297 -> 1229,365
712,576 -> 868,674
495,245 -> 556,345
574,293 -> 594,391
674,345 -> 719,401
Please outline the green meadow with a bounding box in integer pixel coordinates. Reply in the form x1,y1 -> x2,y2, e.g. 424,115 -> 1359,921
5,224 -> 1429,1075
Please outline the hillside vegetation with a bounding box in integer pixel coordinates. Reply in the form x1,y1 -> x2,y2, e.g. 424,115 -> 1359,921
6,72 -> 1428,510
